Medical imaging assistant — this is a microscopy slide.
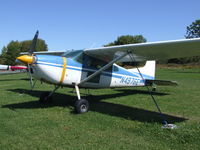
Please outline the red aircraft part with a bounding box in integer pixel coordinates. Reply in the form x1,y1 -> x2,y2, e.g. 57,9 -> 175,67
10,66 -> 27,71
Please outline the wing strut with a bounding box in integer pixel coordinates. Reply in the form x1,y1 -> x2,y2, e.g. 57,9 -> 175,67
78,52 -> 128,85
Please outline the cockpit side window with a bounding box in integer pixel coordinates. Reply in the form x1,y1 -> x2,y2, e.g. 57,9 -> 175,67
83,54 -> 106,69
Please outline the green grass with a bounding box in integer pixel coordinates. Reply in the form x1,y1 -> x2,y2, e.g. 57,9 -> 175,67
0,68 -> 200,150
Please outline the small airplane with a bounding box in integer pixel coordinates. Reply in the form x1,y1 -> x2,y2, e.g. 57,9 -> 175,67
12,31 -> 200,113
0,64 -> 27,75
0,64 -> 27,71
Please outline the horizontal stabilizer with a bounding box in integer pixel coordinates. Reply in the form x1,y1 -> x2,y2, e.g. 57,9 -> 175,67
145,79 -> 178,86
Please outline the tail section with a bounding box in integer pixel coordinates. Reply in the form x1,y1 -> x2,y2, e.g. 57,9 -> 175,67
128,61 -> 156,80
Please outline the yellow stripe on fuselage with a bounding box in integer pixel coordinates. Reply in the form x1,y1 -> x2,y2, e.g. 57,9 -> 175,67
60,57 -> 67,84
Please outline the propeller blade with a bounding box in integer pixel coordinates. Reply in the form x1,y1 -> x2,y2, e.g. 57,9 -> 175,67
29,30 -> 39,55
27,64 -> 34,89
32,80 -> 37,90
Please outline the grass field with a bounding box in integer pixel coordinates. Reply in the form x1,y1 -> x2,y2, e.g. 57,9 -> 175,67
0,68 -> 200,150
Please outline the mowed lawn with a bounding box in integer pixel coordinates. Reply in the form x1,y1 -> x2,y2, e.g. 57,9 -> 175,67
0,68 -> 200,150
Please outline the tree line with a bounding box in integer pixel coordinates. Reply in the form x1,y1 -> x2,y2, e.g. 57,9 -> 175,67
0,19 -> 199,65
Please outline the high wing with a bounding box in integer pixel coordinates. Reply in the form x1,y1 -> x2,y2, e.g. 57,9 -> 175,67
84,38 -> 200,62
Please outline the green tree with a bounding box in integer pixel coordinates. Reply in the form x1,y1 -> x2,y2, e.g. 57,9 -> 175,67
0,46 -> 7,64
1,41 -> 21,65
105,35 -> 146,47
185,19 -> 200,39
21,39 -> 48,52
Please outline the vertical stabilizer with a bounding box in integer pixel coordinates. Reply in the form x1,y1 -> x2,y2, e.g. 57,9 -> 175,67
128,61 -> 156,79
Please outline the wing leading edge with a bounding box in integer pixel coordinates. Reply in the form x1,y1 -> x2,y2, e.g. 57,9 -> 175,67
84,38 -> 200,62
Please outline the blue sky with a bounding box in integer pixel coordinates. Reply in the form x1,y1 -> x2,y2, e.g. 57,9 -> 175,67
0,0 -> 199,53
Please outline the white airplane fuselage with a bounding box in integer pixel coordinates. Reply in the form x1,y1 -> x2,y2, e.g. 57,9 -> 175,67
32,55 -> 155,88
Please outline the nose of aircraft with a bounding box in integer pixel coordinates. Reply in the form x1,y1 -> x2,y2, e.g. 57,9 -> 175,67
17,55 -> 35,64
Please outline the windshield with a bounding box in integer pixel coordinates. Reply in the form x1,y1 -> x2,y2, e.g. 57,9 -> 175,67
63,50 -> 83,63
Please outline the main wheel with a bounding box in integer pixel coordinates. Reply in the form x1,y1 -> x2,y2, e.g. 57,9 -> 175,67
39,92 -> 52,103
75,99 -> 89,114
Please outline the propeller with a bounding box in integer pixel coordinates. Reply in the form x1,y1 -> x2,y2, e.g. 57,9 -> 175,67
29,30 -> 39,55
27,64 -> 34,89
28,31 -> 39,89
17,30 -> 39,89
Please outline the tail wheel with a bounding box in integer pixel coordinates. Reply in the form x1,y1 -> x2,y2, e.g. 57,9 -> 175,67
75,99 -> 89,114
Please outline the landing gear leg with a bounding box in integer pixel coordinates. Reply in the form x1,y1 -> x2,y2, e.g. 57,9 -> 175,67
74,85 -> 89,114
39,85 -> 60,103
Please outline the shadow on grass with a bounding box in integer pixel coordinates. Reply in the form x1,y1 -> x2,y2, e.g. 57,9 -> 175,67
2,88 -> 187,123
0,77 -> 29,82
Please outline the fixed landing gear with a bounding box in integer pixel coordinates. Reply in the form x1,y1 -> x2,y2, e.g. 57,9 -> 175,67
39,92 -> 53,103
39,86 -> 60,103
39,84 -> 89,114
74,85 -> 89,114
75,99 -> 89,113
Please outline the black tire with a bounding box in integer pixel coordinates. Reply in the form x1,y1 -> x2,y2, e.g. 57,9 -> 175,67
39,92 -> 52,103
75,99 -> 89,114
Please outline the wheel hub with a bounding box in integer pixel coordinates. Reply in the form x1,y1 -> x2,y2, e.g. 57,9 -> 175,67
81,104 -> 87,112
